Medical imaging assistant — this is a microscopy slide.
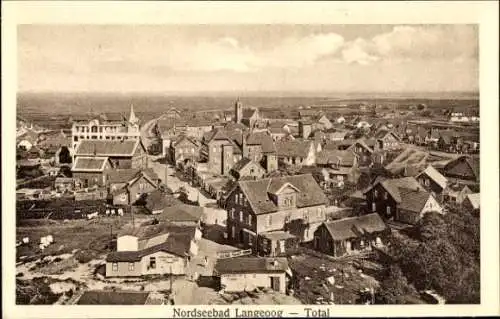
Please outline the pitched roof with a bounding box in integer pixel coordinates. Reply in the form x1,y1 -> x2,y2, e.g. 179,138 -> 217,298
72,156 -> 109,172
106,234 -> 192,261
275,139 -> 313,158
398,188 -> 432,213
144,189 -> 181,211
161,204 -> 204,222
323,213 -> 388,241
242,108 -> 258,119
107,168 -> 158,185
417,165 -> 448,189
465,193 -> 480,209
214,257 -> 289,274
244,131 -> 276,153
316,149 -> 356,166
172,135 -> 199,148
75,139 -> 142,157
231,157 -> 252,172
76,291 -> 151,305
364,177 -> 423,203
238,174 -> 327,215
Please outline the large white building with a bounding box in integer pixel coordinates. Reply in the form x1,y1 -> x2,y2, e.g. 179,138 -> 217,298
71,105 -> 141,150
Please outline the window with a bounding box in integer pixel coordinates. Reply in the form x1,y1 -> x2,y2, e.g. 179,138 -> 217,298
384,192 -> 388,200
386,206 -> 391,215
425,179 -> 430,186
239,211 -> 243,222
128,263 -> 135,271
267,215 -> 272,226
149,257 -> 156,269
112,263 -> 118,271
231,208 -> 235,219
374,190 -> 378,198
372,202 -> 376,212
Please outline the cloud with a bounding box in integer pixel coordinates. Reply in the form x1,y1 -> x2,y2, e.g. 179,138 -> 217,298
340,25 -> 478,65
166,33 -> 345,72
341,38 -> 379,65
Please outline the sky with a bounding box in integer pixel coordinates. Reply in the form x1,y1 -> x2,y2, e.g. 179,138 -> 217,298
18,24 -> 479,93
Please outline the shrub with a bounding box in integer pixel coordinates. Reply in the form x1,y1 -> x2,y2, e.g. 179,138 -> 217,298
74,250 -> 94,264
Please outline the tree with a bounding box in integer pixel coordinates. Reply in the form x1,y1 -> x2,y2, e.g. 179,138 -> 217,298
377,265 -> 418,304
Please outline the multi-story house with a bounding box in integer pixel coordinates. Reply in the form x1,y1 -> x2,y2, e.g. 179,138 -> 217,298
324,139 -> 375,167
71,105 -> 140,150
241,131 -> 278,173
363,176 -> 443,225
200,129 -> 242,176
225,174 -> 328,257
373,129 -> 402,151
316,149 -> 360,186
168,135 -> 200,165
105,222 -> 200,277
275,139 -> 318,167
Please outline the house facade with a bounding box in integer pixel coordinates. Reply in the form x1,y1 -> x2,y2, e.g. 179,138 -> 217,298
106,223 -> 198,277
313,213 -> 390,257
71,157 -> 113,188
71,105 -> 140,150
201,129 -> 242,176
416,165 -> 448,199
230,158 -> 266,180
276,140 -> 317,167
364,177 -> 443,225
169,135 -> 200,165
225,174 -> 327,256
316,149 -> 360,186
110,171 -> 159,206
214,257 -> 290,293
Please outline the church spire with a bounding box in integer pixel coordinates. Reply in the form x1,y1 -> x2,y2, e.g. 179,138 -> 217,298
129,104 -> 139,125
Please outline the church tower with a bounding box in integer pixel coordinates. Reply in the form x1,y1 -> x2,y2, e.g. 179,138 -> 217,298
129,104 -> 139,126
234,98 -> 242,124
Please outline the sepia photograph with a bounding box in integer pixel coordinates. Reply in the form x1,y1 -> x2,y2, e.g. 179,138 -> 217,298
2,1 -> 499,318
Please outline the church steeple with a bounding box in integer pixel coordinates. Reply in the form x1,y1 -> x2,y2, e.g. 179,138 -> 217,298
129,104 -> 139,125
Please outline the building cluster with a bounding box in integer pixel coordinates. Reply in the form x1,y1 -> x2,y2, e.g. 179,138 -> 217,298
16,99 -> 481,300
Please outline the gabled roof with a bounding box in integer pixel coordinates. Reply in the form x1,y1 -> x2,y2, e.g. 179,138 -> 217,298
75,139 -> 143,157
242,108 -> 258,119
398,188 -> 432,213
107,168 -> 158,185
161,204 -> 204,223
119,221 -> 196,240
172,135 -> 199,148
443,155 -> 480,181
465,193 -> 480,210
364,177 -> 423,203
275,139 -> 313,158
417,165 -> 448,189
244,131 -> 276,153
375,129 -> 401,141
237,174 -> 327,215
72,156 -> 110,172
106,233 -> 192,261
322,213 -> 388,241
144,189 -> 181,211
231,157 -> 252,173
215,257 -> 289,274
316,149 -> 356,166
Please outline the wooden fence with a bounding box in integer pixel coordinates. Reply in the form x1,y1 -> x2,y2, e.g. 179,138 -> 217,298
216,249 -> 252,259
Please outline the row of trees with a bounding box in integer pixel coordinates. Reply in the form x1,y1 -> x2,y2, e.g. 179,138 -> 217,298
378,205 -> 480,304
